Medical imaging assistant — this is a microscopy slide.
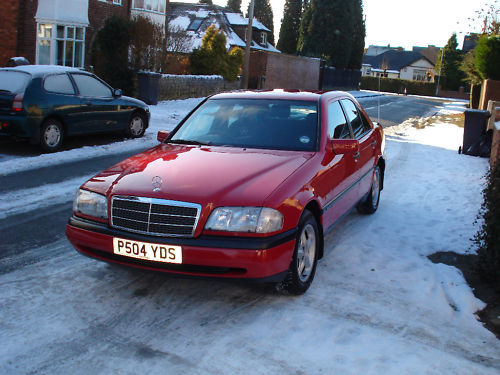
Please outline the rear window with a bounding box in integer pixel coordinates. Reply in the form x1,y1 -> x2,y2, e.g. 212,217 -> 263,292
0,71 -> 30,93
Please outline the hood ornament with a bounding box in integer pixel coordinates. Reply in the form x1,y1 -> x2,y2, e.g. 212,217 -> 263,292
152,176 -> 163,192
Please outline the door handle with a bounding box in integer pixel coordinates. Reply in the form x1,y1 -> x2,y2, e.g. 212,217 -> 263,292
371,140 -> 377,148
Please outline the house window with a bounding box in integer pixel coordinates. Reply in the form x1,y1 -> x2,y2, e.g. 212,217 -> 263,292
132,0 -> 165,14
113,0 -> 122,5
413,69 -> 427,81
187,19 -> 203,31
37,23 -> 85,67
37,24 -> 53,65
261,32 -> 267,46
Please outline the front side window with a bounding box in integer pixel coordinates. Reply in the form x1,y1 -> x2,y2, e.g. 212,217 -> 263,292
170,99 -> 318,151
44,74 -> 75,95
71,74 -> 112,97
340,99 -> 371,138
328,101 -> 351,139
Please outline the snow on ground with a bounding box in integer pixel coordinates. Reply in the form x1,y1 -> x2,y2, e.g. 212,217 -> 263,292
1,98 -> 499,374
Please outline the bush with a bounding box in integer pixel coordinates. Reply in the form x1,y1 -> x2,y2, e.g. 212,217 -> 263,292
361,76 -> 436,96
93,16 -> 134,95
189,25 -> 243,81
475,162 -> 500,284
475,35 -> 500,80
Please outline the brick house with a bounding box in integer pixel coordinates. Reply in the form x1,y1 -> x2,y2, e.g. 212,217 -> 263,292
0,0 -> 168,68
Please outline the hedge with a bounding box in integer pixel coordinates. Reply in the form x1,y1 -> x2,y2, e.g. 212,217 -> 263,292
361,76 -> 436,96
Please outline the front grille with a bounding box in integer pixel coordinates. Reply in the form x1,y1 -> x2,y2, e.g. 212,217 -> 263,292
111,196 -> 201,237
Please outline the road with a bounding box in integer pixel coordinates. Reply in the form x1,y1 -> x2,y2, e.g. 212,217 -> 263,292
3,94 -> 497,375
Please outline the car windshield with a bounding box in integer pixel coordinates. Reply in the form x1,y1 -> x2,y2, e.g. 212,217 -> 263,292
170,98 -> 318,151
0,71 -> 30,93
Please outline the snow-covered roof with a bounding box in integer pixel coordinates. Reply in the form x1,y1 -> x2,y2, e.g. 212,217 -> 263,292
224,12 -> 271,32
167,3 -> 278,54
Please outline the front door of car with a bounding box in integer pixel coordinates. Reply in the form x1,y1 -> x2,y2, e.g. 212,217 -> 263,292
70,73 -> 121,133
340,99 -> 377,199
319,100 -> 360,230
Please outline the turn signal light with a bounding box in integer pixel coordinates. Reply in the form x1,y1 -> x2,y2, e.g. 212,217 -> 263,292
12,93 -> 24,112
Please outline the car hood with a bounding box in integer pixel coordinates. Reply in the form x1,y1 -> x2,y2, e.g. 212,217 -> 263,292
82,144 -> 313,207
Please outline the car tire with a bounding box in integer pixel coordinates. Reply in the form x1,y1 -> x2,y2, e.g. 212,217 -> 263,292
357,165 -> 381,214
125,112 -> 146,138
275,210 -> 319,295
40,118 -> 64,153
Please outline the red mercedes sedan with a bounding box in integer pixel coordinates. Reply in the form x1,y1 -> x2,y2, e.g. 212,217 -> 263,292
66,90 -> 385,294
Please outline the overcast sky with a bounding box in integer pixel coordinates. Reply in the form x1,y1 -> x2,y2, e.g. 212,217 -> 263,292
181,0 -> 491,50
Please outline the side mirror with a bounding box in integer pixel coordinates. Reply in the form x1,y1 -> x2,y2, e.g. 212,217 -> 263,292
113,89 -> 122,97
331,139 -> 359,155
157,130 -> 170,143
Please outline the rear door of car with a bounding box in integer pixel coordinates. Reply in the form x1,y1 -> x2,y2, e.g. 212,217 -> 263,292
340,99 -> 377,198
70,73 -> 122,133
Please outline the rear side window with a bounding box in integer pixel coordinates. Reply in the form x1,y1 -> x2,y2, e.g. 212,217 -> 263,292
341,99 -> 372,138
44,74 -> 75,95
71,74 -> 112,97
0,71 -> 30,93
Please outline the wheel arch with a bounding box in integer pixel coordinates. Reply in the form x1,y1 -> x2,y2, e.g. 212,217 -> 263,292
377,156 -> 386,191
33,114 -> 66,144
303,200 -> 324,260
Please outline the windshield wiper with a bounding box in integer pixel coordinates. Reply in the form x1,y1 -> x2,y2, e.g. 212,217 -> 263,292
169,139 -> 212,146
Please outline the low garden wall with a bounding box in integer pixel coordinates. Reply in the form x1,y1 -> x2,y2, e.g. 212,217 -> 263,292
158,74 -> 240,100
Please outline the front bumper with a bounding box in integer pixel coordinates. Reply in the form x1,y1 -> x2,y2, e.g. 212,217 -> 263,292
66,216 -> 296,282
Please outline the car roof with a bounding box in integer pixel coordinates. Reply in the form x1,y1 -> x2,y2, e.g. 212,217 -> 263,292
209,89 -> 354,103
0,65 -> 86,77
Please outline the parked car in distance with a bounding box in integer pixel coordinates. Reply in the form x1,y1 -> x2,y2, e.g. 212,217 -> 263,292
66,90 -> 386,295
0,65 -> 149,152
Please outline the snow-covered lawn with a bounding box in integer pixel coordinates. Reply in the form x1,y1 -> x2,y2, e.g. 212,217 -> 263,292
1,98 -> 499,374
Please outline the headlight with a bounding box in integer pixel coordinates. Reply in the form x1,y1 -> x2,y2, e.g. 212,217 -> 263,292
73,189 -> 108,220
205,207 -> 283,233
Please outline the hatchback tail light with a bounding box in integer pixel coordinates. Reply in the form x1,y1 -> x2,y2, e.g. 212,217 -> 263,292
12,93 -> 24,112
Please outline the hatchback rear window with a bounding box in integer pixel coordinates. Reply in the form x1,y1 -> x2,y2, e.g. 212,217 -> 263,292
0,71 -> 30,93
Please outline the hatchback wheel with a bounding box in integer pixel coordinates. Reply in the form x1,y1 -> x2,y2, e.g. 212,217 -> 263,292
357,165 -> 381,214
40,119 -> 64,152
125,112 -> 146,138
276,210 -> 319,295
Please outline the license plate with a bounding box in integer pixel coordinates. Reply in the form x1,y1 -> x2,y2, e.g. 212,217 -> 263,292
113,238 -> 182,264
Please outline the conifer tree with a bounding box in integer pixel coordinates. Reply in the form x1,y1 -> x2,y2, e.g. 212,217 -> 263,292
277,0 -> 302,54
348,0 -> 365,69
248,0 -> 275,45
298,0 -> 364,69
435,34 -> 465,90
226,0 -> 242,13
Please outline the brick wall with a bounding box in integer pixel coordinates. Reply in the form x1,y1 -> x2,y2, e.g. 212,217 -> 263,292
158,74 -> 240,100
480,79 -> 500,110
87,0 -> 130,68
491,122 -> 500,168
0,0 -> 20,65
17,0 -> 38,64
249,51 -> 321,91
